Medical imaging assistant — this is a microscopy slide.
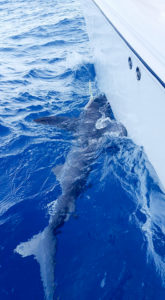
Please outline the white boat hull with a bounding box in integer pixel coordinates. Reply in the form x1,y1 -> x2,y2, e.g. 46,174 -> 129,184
81,0 -> 165,186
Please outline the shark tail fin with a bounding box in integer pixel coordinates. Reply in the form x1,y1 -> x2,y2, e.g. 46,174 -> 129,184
15,227 -> 56,300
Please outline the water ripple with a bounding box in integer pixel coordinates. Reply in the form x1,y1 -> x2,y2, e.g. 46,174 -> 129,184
0,124 -> 11,136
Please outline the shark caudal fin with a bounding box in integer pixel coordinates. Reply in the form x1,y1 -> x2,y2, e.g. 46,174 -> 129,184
15,226 -> 56,300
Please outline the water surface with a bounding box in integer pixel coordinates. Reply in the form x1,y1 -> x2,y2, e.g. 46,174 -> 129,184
0,0 -> 165,299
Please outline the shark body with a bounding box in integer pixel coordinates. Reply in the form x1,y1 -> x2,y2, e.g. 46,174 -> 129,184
15,94 -> 127,299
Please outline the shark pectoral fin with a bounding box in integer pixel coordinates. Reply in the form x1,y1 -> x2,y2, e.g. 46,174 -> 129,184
52,163 -> 64,181
34,115 -> 78,132
15,227 -> 56,300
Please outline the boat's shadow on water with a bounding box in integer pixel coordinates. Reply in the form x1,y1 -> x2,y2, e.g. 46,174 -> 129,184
107,137 -> 165,291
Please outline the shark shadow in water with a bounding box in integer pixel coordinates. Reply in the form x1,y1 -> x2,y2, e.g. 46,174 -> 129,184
15,94 -> 127,299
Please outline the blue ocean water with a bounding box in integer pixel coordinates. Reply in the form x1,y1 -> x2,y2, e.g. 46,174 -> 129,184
1,0 -> 165,299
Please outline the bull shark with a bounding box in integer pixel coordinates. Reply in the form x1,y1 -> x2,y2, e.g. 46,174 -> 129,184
15,94 -> 127,299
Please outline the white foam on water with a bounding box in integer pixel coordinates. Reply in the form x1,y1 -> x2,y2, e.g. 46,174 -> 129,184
65,50 -> 93,71
141,189 -> 165,284
134,164 -> 165,284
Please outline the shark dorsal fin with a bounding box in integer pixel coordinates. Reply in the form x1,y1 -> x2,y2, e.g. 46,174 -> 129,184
34,115 -> 78,132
